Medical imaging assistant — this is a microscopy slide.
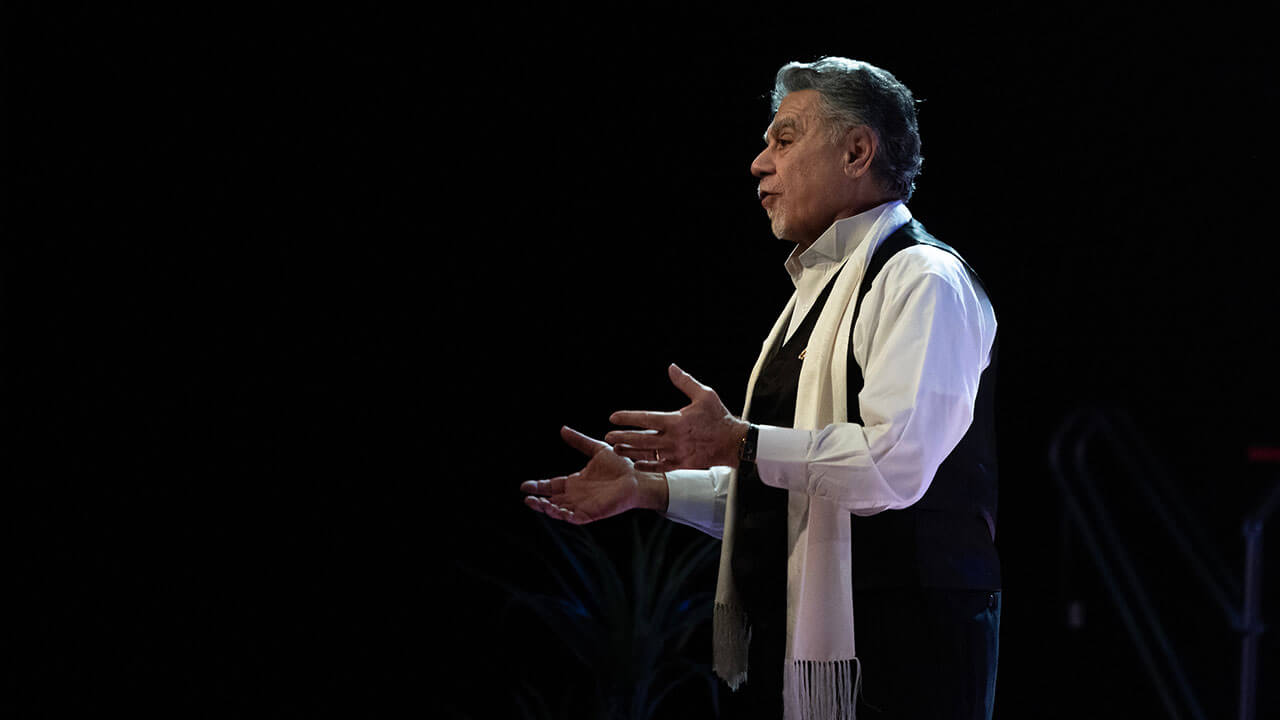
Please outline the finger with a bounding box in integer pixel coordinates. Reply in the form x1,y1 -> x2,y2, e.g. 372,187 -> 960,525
525,495 -> 576,522
632,459 -> 663,473
520,476 -> 566,497
547,501 -> 572,522
547,500 -> 582,524
560,426 -> 610,458
609,411 -> 675,430
524,495 -> 553,515
668,363 -> 711,400
613,444 -> 662,464
604,429 -> 661,448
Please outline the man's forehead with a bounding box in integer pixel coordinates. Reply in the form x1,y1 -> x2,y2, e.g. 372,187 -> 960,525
765,89 -> 821,137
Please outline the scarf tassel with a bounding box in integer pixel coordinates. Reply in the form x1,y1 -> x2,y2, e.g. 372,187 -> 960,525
712,601 -> 751,691
783,657 -> 862,720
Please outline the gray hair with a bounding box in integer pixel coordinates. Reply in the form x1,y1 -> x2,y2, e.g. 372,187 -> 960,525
771,57 -> 923,201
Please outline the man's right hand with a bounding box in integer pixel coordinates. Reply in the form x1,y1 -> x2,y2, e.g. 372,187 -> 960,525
521,426 -> 669,524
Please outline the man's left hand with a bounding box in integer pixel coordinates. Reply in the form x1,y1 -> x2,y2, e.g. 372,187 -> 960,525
606,364 -> 749,473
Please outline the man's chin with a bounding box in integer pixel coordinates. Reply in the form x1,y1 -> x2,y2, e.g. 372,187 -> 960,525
769,218 -> 791,242
771,225 -> 802,245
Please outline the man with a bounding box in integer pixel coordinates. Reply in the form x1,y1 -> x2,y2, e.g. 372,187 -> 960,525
521,57 -> 1000,720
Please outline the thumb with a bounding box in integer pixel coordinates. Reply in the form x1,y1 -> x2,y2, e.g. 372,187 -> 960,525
668,363 -> 708,400
560,425 -> 609,458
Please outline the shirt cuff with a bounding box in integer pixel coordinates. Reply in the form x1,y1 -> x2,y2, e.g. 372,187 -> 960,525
754,424 -> 813,492
663,468 -> 727,539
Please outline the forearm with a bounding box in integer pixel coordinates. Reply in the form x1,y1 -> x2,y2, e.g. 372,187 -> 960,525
754,406 -> 968,515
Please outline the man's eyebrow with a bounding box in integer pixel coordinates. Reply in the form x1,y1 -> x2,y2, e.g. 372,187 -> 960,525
763,117 -> 801,143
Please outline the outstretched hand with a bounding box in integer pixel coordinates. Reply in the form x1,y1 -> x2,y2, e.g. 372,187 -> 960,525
606,364 -> 749,473
521,426 -> 666,525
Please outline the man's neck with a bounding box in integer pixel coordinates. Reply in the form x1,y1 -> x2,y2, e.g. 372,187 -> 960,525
795,194 -> 900,252
796,198 -> 901,254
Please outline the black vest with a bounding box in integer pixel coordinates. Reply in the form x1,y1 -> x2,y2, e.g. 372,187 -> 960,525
734,220 -> 1000,601
846,220 -> 1000,590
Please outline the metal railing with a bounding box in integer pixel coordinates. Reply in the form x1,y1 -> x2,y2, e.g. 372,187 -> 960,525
1049,407 -> 1278,720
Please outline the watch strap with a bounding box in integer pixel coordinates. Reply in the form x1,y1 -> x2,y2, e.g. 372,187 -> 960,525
738,424 -> 759,464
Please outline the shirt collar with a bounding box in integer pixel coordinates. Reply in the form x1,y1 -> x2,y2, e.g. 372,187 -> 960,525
784,200 -> 910,285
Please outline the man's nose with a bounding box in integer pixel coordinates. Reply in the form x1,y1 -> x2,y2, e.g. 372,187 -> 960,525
750,147 -> 773,178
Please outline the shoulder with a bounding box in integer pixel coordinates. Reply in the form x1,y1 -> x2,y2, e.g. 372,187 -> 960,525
871,237 -> 996,329
878,242 -> 977,298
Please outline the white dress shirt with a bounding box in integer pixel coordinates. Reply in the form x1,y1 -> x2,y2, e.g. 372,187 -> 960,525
664,201 -> 997,538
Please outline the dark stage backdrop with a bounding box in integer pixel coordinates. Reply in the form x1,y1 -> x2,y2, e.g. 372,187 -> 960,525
7,5 -> 1278,719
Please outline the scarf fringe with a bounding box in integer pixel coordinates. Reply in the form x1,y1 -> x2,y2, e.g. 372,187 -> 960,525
783,657 -> 862,720
712,601 -> 751,690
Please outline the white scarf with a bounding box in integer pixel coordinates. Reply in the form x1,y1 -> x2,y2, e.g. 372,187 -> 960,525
713,204 -> 911,720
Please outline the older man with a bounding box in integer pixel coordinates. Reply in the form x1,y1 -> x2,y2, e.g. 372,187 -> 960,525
522,57 -> 1000,720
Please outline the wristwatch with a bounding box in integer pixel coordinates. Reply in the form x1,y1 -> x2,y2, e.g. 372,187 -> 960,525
738,424 -> 760,464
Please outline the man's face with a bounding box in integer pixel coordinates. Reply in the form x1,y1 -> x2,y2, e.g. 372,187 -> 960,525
751,89 -> 852,247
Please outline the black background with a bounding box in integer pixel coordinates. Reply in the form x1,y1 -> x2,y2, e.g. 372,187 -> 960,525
7,4 -> 1279,718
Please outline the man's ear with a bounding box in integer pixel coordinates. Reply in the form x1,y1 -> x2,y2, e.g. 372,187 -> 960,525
843,125 -> 878,180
